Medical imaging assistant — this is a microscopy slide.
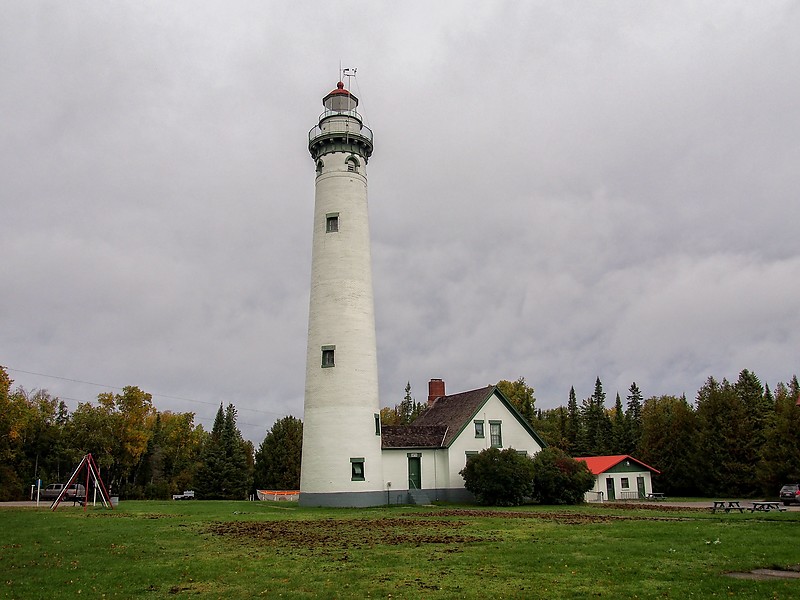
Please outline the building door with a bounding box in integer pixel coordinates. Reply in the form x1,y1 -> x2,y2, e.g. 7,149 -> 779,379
606,477 -> 615,501
637,477 -> 646,499
408,456 -> 421,490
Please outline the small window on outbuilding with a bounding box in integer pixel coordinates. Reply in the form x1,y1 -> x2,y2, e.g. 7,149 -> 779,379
326,213 -> 339,233
621,477 -> 630,489
321,345 -> 335,368
351,458 -> 365,481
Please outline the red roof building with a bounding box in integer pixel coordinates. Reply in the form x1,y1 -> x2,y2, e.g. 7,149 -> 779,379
574,454 -> 661,502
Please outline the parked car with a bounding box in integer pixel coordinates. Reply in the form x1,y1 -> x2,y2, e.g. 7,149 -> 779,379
41,483 -> 86,501
779,483 -> 800,506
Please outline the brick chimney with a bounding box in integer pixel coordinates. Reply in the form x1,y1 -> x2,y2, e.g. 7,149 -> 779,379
428,378 -> 445,406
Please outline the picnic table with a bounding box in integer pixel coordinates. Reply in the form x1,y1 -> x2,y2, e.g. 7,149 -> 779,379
750,501 -> 787,512
646,492 -> 666,500
711,500 -> 744,513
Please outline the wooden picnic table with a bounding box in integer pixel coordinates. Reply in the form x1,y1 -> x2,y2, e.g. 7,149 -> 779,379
711,500 -> 744,513
750,501 -> 787,512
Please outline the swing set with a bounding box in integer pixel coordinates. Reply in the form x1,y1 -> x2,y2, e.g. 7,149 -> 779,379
50,453 -> 114,511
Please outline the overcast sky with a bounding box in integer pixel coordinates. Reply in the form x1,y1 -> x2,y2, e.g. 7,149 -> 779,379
3,1 -> 799,443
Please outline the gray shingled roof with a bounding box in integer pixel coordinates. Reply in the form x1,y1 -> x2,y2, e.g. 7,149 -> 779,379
381,425 -> 448,449
412,385 -> 495,447
380,385 -> 496,449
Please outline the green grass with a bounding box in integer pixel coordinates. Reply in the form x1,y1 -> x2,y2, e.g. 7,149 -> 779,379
1,501 -> 799,599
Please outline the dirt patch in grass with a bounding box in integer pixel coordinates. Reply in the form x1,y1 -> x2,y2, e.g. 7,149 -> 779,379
726,565 -> 800,581
414,508 -> 691,524
206,517 -> 488,549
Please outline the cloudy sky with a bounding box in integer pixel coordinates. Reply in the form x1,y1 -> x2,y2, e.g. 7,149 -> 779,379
3,1 -> 799,443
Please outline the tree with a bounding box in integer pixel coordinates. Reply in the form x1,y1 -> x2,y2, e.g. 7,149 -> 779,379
610,393 -> 626,454
530,447 -> 595,505
579,378 -> 611,455
460,447 -> 536,506
625,382 -> 643,454
565,386 -> 580,454
254,416 -> 303,490
757,379 -> 800,494
194,403 -> 251,499
380,382 -> 427,426
638,395 -> 698,495
497,377 -> 536,425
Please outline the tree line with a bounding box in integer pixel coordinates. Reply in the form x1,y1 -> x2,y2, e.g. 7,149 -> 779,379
502,371 -> 800,497
0,366 -> 303,501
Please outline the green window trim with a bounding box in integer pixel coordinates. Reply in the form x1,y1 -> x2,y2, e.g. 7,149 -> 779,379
321,345 -> 335,368
374,413 -> 381,436
350,457 -> 365,481
326,212 -> 339,233
489,421 -> 502,448
474,420 -> 484,438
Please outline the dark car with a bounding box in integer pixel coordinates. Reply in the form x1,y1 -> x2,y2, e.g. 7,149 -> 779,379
779,483 -> 800,506
42,483 -> 86,501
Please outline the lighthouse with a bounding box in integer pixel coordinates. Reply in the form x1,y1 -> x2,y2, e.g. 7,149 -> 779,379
299,81 -> 384,507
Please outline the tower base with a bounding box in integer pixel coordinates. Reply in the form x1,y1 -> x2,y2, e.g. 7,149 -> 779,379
298,490 -> 388,508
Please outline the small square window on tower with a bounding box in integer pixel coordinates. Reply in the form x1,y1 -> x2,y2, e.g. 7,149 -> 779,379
321,345 -> 335,368
326,213 -> 339,233
350,458 -> 365,481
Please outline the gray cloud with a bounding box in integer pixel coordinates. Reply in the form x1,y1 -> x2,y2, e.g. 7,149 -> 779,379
3,1 -> 799,442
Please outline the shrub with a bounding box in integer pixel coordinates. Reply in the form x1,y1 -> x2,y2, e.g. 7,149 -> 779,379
459,447 -> 536,506
531,447 -> 595,504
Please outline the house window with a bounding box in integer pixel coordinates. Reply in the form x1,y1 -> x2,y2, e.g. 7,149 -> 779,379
374,413 -> 381,436
490,421 -> 502,448
465,451 -> 478,465
345,156 -> 359,173
326,213 -> 339,233
474,420 -> 484,438
321,345 -> 335,368
516,450 -> 528,457
621,477 -> 630,489
350,458 -> 365,481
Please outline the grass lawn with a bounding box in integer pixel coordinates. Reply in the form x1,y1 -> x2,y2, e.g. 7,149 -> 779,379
1,500 -> 798,599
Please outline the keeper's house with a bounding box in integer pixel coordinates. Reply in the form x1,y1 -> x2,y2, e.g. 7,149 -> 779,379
575,455 -> 660,502
381,379 -> 546,505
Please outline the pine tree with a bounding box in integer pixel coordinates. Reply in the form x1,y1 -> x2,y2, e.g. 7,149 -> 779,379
195,403 -> 251,499
625,382 -> 643,454
566,386 -> 580,455
611,393 -> 626,454
254,416 -> 303,490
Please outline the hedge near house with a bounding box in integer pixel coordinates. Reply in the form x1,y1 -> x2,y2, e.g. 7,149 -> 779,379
531,447 -> 595,504
460,447 -> 536,506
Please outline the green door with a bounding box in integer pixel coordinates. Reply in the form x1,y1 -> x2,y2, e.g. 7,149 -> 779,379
606,477 -> 615,501
408,456 -> 421,489
637,477 -> 646,499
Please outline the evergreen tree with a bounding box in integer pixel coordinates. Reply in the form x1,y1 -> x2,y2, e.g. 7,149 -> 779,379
757,380 -> 800,494
611,393 -> 626,454
579,378 -> 610,455
195,403 -> 251,499
254,416 -> 303,490
638,394 -> 698,495
566,386 -> 580,454
625,382 -> 643,454
695,377 -> 755,496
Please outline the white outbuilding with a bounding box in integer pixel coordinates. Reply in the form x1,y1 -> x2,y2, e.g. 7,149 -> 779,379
575,455 -> 661,502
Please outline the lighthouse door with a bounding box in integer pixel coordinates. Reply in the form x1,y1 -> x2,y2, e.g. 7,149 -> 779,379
408,456 -> 422,490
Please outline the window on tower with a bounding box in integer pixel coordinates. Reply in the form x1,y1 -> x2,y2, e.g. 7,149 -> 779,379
345,156 -> 359,173
315,159 -> 324,175
350,458 -> 365,481
326,213 -> 339,233
321,345 -> 335,368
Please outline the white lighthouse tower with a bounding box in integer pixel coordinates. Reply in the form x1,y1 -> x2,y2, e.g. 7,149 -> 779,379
299,80 -> 384,507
